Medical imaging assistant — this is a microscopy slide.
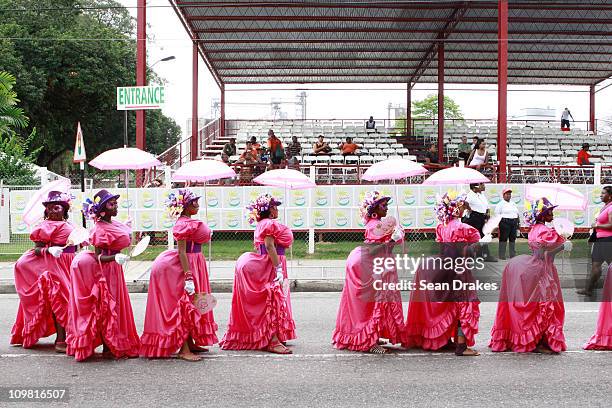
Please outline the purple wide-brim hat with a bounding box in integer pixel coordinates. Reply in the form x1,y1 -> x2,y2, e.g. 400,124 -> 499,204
42,191 -> 71,208
93,189 -> 120,208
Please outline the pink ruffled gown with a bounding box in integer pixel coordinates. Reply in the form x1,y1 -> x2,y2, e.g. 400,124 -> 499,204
403,218 -> 481,350
140,217 -> 218,357
583,264 -> 612,350
332,218 -> 405,351
11,220 -> 75,347
220,218 -> 296,350
66,220 -> 140,361
489,224 -> 566,352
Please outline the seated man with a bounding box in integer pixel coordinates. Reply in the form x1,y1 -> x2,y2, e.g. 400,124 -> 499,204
457,135 -> 472,163
365,116 -> 377,133
339,137 -> 359,156
250,136 -> 262,154
221,137 -> 237,163
238,151 -> 260,184
313,135 -> 332,155
424,143 -> 443,168
286,136 -> 302,160
577,143 -> 602,166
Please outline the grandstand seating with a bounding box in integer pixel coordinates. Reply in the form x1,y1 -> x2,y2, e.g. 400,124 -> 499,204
199,119 -> 611,184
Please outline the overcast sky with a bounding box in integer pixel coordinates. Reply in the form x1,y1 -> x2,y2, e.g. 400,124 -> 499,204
122,0 -> 612,136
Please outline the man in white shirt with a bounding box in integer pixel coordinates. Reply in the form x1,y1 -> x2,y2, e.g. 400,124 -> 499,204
561,107 -> 574,130
463,182 -> 497,262
494,188 -> 520,259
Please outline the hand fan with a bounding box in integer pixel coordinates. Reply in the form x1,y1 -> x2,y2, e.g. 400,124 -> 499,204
482,215 -> 502,235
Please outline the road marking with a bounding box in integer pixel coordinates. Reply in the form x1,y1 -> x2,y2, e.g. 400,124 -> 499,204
2,350 -> 609,360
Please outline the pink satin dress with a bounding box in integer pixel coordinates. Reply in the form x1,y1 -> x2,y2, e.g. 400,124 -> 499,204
140,216 -> 218,357
403,218 -> 481,350
66,220 -> 140,361
332,218 -> 405,351
11,220 -> 75,347
583,264 -> 612,350
220,218 -> 296,350
489,223 -> 566,352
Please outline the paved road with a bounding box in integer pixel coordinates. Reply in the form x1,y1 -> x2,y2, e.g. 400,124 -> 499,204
0,294 -> 609,407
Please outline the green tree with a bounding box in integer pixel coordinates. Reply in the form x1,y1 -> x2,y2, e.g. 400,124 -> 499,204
412,94 -> 463,119
392,94 -> 463,136
0,70 -> 40,184
0,71 -> 28,134
0,0 -> 180,172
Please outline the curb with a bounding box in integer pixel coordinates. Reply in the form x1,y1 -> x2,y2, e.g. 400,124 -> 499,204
0,280 -> 346,294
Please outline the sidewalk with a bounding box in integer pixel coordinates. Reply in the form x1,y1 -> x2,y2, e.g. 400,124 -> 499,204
0,257 -> 594,294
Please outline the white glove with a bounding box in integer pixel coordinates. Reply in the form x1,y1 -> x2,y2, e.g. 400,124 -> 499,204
563,241 -> 573,252
48,246 -> 63,258
479,234 -> 492,244
184,279 -> 195,295
274,264 -> 284,283
391,226 -> 404,242
114,253 -> 130,265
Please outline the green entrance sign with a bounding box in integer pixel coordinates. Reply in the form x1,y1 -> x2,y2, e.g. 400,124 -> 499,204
117,86 -> 165,110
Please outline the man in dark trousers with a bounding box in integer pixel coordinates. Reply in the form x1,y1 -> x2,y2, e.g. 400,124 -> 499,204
494,188 -> 520,259
463,182 -> 498,262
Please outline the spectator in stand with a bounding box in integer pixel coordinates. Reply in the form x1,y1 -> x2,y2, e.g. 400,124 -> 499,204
561,107 -> 574,130
577,143 -> 603,166
313,135 -> 332,155
365,116 -> 377,133
286,136 -> 302,160
221,138 -> 237,163
239,140 -> 259,160
494,188 -> 520,260
457,135 -> 472,163
467,138 -> 491,170
339,137 -> 359,156
250,136 -> 262,154
471,136 -> 479,149
267,129 -> 285,169
424,143 -> 443,168
238,151 -> 260,184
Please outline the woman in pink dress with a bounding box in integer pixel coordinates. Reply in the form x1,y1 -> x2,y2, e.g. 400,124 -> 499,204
11,191 -> 75,353
332,191 -> 405,354
220,193 -> 296,354
489,197 -> 569,354
66,189 -> 140,361
140,189 -> 218,362
584,265 -> 612,350
403,191 -> 482,356
583,186 -> 612,350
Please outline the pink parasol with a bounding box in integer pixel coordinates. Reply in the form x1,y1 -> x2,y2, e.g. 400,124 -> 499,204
362,158 -> 427,182
89,147 -> 162,216
171,159 -> 237,276
423,167 -> 490,185
254,169 -> 316,190
172,159 -> 236,183
89,147 -> 161,170
254,169 -> 316,275
525,183 -> 587,210
22,179 -> 71,226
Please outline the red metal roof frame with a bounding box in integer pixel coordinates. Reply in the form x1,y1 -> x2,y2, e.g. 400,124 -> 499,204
170,0 -> 612,86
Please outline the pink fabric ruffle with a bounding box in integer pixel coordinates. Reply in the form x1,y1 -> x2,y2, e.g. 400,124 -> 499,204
140,293 -> 218,357
332,245 -> 405,352
489,301 -> 566,353
140,245 -> 218,358
66,250 -> 140,361
583,267 -> 612,350
436,219 -> 481,243
11,226 -> 73,348
220,283 -> 295,350
403,301 -> 480,350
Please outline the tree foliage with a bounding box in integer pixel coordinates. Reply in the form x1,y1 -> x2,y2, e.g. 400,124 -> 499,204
412,94 -> 463,119
0,70 -> 40,184
0,0 -> 181,172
